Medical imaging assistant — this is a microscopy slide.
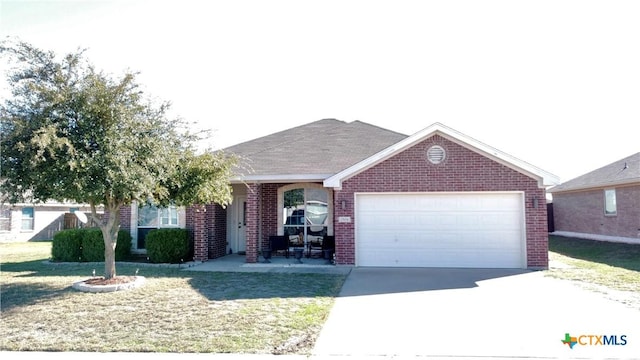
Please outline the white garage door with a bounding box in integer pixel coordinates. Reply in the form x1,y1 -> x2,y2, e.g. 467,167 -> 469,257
356,192 -> 525,268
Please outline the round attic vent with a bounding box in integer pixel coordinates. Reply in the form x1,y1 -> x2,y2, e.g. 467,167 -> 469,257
427,145 -> 446,164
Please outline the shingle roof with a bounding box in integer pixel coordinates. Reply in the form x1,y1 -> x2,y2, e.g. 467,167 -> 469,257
224,119 -> 407,181
548,152 -> 640,193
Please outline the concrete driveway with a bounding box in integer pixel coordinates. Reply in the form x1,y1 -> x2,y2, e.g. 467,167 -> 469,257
312,268 -> 639,359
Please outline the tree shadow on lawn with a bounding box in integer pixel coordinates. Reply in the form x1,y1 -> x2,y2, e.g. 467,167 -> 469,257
1,260 -> 151,312
1,258 -> 347,312
186,271 -> 348,301
549,235 -> 640,272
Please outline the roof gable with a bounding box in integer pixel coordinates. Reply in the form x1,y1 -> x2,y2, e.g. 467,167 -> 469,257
324,122 -> 560,189
548,152 -> 640,193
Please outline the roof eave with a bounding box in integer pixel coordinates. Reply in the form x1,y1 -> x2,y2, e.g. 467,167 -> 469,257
548,178 -> 640,193
231,174 -> 335,184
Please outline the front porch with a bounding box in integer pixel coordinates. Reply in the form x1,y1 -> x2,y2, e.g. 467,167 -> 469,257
188,182 -> 340,264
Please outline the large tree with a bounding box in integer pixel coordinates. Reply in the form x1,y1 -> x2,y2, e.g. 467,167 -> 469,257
0,40 -> 236,279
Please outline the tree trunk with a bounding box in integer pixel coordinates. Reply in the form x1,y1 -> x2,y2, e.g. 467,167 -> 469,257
101,205 -> 120,279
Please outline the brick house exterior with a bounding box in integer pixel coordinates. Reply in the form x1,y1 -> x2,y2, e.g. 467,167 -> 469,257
330,135 -> 549,268
123,120 -> 559,269
548,152 -> 640,244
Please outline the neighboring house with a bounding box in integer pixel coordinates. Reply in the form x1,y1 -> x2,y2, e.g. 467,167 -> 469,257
548,152 -> 640,245
121,119 -> 559,269
0,201 -> 98,242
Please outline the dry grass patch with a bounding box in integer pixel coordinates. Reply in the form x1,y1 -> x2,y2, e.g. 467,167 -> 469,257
0,241 -> 346,354
547,235 -> 640,309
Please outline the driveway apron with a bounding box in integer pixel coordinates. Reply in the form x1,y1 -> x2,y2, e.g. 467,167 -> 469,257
312,268 -> 639,359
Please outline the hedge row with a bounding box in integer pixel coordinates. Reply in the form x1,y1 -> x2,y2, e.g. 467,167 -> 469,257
51,228 -> 132,262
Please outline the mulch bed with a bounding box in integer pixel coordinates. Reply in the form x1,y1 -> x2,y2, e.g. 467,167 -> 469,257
83,276 -> 138,285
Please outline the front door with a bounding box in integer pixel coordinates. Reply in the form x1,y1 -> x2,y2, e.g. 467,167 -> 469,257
234,195 -> 247,254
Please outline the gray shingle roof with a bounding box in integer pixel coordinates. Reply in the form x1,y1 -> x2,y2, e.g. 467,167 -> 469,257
224,119 -> 407,181
548,152 -> 640,193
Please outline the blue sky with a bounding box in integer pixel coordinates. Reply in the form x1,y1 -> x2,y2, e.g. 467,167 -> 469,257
1,0 -> 639,184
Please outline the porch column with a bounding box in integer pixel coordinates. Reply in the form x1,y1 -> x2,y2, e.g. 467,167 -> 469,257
245,183 -> 261,263
188,204 -> 208,262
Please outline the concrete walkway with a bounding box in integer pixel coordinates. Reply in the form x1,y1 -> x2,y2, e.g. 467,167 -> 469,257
183,254 -> 352,275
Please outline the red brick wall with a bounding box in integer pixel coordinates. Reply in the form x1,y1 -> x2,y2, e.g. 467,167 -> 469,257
552,185 -> 640,238
261,184 -> 279,249
186,205 -> 207,262
119,206 -> 131,231
335,135 -> 549,268
207,204 -> 227,259
245,183 -> 260,263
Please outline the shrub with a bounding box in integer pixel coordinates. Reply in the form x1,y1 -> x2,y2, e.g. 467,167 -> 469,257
81,228 -> 132,262
51,229 -> 84,262
145,228 -> 190,263
115,231 -> 132,261
51,228 -> 132,262
82,228 -> 105,262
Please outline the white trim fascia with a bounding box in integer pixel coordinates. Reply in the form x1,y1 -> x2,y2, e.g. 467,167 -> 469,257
230,174 -> 334,184
547,179 -> 640,194
551,231 -> 640,245
324,122 -> 560,189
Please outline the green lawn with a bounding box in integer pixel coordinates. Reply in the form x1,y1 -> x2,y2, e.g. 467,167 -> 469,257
0,241 -> 346,354
3,236 -> 637,353
547,235 -> 640,293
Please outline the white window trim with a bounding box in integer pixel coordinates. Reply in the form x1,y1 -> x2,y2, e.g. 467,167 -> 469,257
604,188 -> 617,216
277,183 -> 333,237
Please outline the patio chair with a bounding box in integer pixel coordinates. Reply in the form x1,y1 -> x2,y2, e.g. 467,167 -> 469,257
322,235 -> 335,261
269,235 -> 289,258
307,235 -> 323,258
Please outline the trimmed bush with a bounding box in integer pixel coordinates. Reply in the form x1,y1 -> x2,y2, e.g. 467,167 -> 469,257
51,228 -> 132,262
81,228 -> 132,262
82,228 -> 106,262
115,230 -> 132,260
145,228 -> 190,264
51,229 -> 84,262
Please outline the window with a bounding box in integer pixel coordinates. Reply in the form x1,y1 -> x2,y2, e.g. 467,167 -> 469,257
160,207 -> 178,226
21,207 -> 34,231
137,203 -> 180,249
604,189 -> 617,216
283,187 -> 328,246
138,204 -> 179,227
0,204 -> 11,231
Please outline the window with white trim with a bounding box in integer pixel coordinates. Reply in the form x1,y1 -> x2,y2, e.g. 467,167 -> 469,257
136,203 -> 179,249
21,207 -> 34,231
604,189 -> 617,216
138,204 -> 179,228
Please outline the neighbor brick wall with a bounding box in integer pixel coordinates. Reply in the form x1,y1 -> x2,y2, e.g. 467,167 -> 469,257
335,135 -> 549,268
552,185 -> 640,239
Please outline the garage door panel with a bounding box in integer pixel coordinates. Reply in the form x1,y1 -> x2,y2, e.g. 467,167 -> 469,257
356,193 -> 525,268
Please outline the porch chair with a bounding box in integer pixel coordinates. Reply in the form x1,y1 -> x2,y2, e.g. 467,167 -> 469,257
306,235 -> 324,258
269,235 -> 289,258
322,235 -> 335,261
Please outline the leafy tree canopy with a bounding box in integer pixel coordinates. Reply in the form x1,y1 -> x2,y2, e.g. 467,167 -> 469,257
0,40 -> 236,278
0,40 -> 235,211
